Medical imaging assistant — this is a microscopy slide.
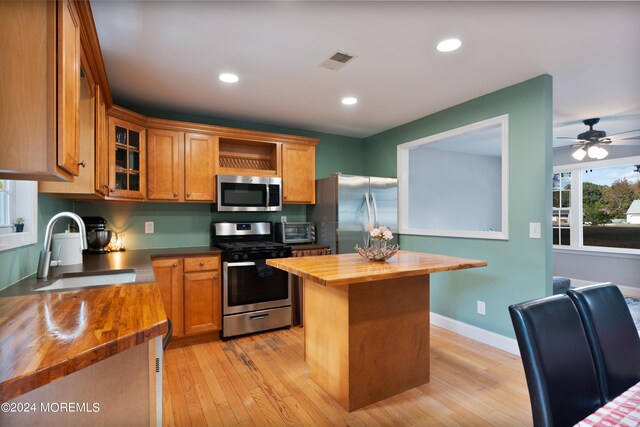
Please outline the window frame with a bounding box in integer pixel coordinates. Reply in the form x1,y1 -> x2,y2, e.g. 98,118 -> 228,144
397,114 -> 509,240
0,180 -> 38,252
553,155 -> 640,256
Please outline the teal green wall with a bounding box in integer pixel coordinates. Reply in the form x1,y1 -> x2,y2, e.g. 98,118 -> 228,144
74,107 -> 365,249
0,195 -> 73,289
363,75 -> 553,337
74,202 -> 307,250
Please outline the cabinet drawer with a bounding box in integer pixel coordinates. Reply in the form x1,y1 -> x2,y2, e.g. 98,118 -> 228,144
184,256 -> 219,272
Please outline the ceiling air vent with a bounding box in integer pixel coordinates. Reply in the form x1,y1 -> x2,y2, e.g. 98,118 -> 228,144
319,51 -> 357,71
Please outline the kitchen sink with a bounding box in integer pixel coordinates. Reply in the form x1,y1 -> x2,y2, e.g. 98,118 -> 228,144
33,269 -> 137,292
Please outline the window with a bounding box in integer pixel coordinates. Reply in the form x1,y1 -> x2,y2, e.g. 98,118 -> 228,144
553,156 -> 640,253
0,180 -> 38,251
552,172 -> 571,246
397,114 -> 509,240
0,180 -> 11,226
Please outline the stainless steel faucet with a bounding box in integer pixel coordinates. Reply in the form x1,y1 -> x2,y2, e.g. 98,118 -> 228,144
37,212 -> 88,279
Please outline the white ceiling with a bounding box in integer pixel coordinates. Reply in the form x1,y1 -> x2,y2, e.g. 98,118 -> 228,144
91,1 -> 640,145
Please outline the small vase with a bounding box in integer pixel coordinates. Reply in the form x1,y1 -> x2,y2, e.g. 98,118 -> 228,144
14,224 -> 24,233
355,241 -> 399,262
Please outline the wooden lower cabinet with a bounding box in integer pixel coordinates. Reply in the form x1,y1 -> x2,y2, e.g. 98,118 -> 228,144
152,255 -> 221,340
151,258 -> 184,337
184,270 -> 221,335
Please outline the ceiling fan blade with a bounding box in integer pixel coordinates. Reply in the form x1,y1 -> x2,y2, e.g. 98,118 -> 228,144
556,137 -> 588,142
622,136 -> 640,141
610,139 -> 640,146
606,128 -> 640,138
553,144 -> 583,151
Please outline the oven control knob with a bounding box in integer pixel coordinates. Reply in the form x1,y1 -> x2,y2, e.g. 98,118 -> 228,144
242,253 -> 249,260
279,251 -> 285,257
233,253 -> 240,261
271,251 -> 277,257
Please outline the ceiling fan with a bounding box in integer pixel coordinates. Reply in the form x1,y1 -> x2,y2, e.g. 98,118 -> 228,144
557,118 -> 640,161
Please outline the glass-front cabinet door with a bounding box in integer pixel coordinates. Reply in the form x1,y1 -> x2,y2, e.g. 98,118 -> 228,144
108,116 -> 146,199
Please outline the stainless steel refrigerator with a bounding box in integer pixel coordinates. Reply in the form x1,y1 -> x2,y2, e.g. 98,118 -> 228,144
308,174 -> 398,254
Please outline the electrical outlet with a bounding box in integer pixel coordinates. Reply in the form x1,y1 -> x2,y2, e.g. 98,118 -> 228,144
145,221 -> 154,234
280,216 -> 287,223
477,300 -> 486,315
529,222 -> 541,239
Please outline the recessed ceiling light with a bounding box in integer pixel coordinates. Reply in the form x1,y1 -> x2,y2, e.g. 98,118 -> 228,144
219,73 -> 239,83
341,97 -> 358,105
436,38 -> 462,53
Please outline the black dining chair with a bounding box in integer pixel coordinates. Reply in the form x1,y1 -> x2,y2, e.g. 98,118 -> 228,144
567,283 -> 640,403
509,294 -> 603,427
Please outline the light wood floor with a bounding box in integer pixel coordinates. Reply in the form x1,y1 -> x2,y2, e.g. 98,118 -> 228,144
163,325 -> 532,426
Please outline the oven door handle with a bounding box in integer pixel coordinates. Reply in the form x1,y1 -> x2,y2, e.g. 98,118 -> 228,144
225,261 -> 256,267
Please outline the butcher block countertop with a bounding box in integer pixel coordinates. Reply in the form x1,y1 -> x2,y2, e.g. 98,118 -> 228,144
267,250 -> 488,287
0,246 -> 221,403
0,284 -> 167,402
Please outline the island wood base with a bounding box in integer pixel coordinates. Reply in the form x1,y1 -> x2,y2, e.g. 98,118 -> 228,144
304,274 -> 430,411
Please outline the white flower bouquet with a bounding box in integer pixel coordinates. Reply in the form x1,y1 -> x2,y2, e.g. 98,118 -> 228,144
355,225 -> 399,262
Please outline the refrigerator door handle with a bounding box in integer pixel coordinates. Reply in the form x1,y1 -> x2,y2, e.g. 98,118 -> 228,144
364,192 -> 373,246
370,192 -> 379,228
364,192 -> 373,228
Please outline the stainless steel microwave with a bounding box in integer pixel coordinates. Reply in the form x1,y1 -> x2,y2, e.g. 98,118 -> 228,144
275,222 -> 316,244
216,175 -> 282,212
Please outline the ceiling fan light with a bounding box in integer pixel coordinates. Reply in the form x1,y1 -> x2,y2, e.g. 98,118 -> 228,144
595,146 -> 608,160
572,147 -> 587,161
587,145 -> 601,159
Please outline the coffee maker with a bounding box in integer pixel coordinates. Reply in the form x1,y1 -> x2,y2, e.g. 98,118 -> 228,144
83,216 -> 112,254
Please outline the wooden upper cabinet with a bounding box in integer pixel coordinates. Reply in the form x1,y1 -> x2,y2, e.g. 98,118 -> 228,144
282,143 -> 316,204
39,66 -> 99,198
94,84 -> 110,197
108,116 -> 146,199
184,133 -> 217,202
146,130 -> 217,202
0,1 -> 76,181
147,129 -> 183,201
56,0 -> 81,176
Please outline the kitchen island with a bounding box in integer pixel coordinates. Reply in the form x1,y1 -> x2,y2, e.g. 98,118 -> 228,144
267,250 -> 487,411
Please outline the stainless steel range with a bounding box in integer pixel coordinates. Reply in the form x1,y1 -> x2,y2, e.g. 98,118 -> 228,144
211,221 -> 292,340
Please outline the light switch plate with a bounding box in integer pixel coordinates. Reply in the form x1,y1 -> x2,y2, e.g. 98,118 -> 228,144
529,222 -> 541,239
280,216 -> 287,223
477,300 -> 486,315
145,221 -> 154,234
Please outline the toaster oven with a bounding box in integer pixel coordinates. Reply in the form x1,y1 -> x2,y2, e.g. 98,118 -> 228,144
275,222 -> 316,244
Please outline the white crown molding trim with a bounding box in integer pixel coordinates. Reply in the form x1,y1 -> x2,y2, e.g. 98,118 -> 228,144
430,312 -> 520,356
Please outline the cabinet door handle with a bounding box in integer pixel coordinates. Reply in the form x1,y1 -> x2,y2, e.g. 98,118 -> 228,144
173,192 -> 178,197
283,195 -> 288,200
213,274 -> 218,280
186,193 -> 191,198
172,263 -> 177,268
199,261 -> 205,267
77,160 -> 86,168
110,188 -> 116,193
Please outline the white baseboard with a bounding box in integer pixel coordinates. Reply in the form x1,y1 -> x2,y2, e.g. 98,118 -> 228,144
430,312 -> 520,356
